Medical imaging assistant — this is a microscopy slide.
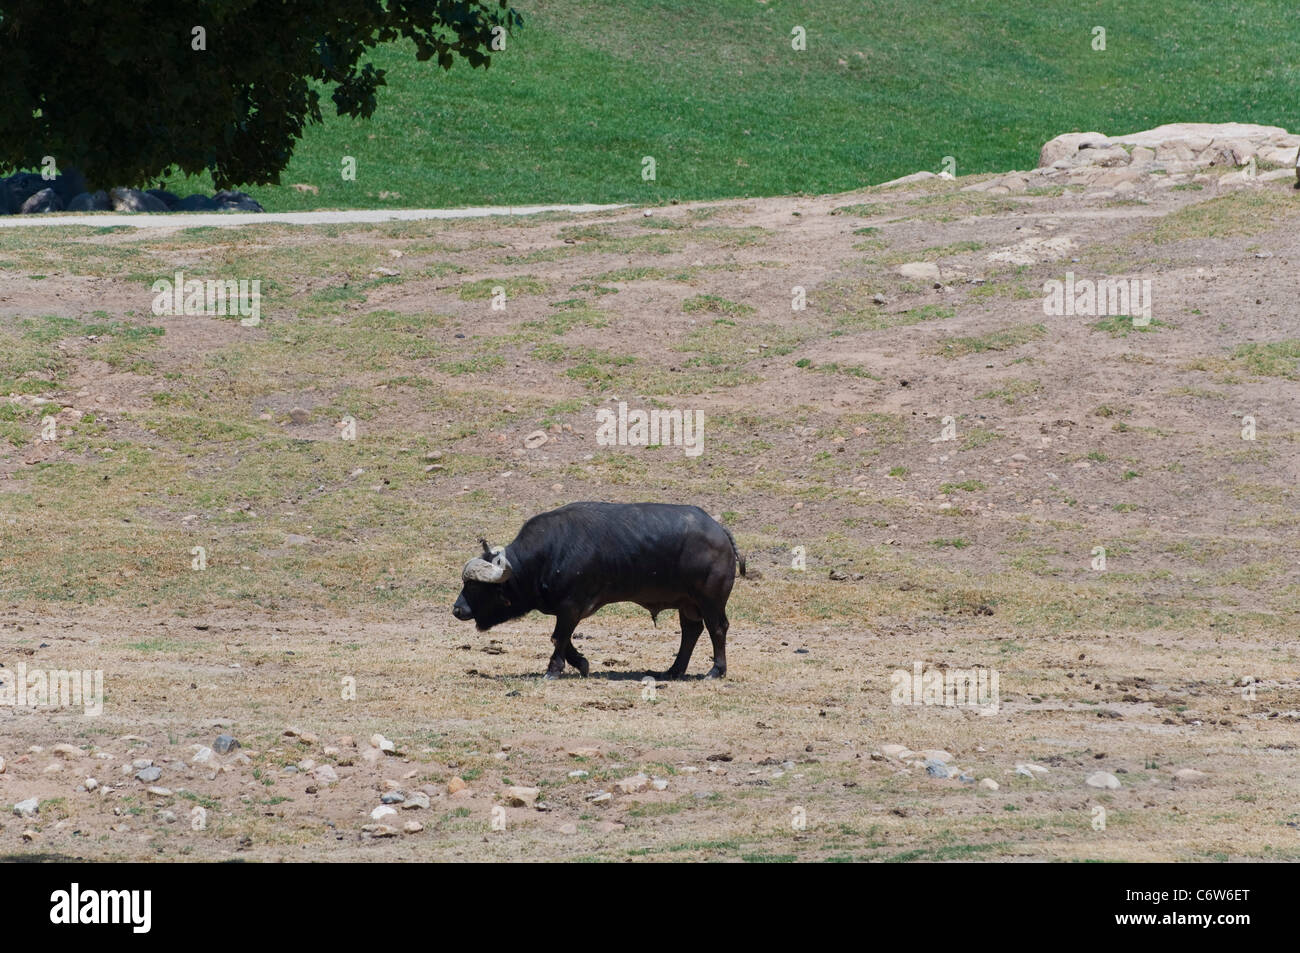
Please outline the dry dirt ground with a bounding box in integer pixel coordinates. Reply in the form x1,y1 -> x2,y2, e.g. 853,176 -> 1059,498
0,164 -> 1298,861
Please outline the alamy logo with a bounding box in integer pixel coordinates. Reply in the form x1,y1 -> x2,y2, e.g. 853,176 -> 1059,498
595,401 -> 704,457
890,660 -> 1000,714
0,662 -> 103,716
50,883 -> 151,933
151,270 -> 261,326
1042,271 -> 1151,324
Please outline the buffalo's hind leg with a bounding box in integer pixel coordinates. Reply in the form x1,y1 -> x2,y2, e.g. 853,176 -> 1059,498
660,610 -> 703,679
563,639 -> 590,677
703,609 -> 729,679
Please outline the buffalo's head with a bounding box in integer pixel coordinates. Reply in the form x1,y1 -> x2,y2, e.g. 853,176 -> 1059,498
452,538 -> 518,630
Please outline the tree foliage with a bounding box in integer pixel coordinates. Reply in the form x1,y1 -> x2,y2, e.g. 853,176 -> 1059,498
0,1 -> 521,188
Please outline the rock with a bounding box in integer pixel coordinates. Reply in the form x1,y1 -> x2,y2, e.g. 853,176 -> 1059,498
380,791 -> 405,805
651,778 -> 670,791
568,769 -> 589,779
925,760 -> 953,778
880,744 -> 913,760
213,734 -> 239,754
191,746 -> 214,764
157,810 -> 178,823
85,777 -> 99,791
917,749 -> 953,763
1015,762 -> 1049,777
64,190 -> 112,212
369,733 -> 395,753
311,765 -> 338,783
876,170 -> 939,188
110,187 -> 168,213
288,408 -> 310,425
135,766 -> 162,783
447,776 -> 469,795
21,188 -> 64,214
896,261 -> 941,281
146,786 -> 173,797
1038,131 -> 1110,167
502,785 -> 540,807
370,805 -> 397,821
51,743 -> 81,759
559,822 -> 578,835
0,756 -> 5,773
523,430 -> 549,449
615,773 -> 650,794
567,747 -> 600,758
13,797 -> 39,817
177,193 -> 219,212
362,824 -> 399,837
1086,771 -> 1121,790
213,190 -> 264,212
1173,768 -> 1208,783
403,820 -> 423,833
402,791 -> 430,810
586,791 -> 613,804
979,778 -> 999,791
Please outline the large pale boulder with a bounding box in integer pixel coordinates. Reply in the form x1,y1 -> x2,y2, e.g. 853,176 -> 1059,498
1038,131 -> 1109,168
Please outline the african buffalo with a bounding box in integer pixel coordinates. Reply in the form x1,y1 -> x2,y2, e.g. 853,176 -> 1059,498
452,502 -> 745,679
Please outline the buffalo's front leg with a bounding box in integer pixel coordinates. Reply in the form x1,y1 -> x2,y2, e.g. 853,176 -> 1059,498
545,614 -> 579,680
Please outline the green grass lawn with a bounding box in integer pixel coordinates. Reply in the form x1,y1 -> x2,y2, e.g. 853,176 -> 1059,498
137,0 -> 1300,209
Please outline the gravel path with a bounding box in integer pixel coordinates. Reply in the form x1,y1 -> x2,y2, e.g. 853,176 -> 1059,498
0,203 -> 626,229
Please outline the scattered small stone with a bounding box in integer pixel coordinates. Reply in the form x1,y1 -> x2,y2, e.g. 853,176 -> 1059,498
1173,768 -> 1208,783
135,766 -> 162,783
523,430 -> 549,449
362,824 -> 399,838
146,786 -> 173,797
502,785 -> 540,807
380,791 -> 405,805
213,734 -> 239,755
402,792 -> 430,810
370,805 -> 398,821
1086,771 -> 1121,790
51,743 -> 81,759
586,791 -> 613,804
615,773 -> 650,794
568,769 -> 589,779
312,765 -> 339,783
84,778 -> 99,792
447,776 -> 469,795
13,797 -> 39,817
370,733 -> 395,753
403,821 -> 423,834
979,778 -> 999,791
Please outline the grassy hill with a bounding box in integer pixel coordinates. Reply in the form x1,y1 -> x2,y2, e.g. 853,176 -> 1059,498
161,0 -> 1300,210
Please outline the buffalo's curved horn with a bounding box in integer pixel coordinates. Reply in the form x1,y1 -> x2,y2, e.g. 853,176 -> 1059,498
462,549 -> 513,583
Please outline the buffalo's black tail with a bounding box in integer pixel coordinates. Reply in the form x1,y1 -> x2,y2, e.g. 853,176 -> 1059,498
721,525 -> 746,576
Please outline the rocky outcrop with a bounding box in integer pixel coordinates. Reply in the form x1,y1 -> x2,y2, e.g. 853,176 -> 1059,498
959,122 -> 1299,200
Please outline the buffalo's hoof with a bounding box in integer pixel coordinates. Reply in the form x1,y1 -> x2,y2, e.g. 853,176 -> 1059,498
705,665 -> 726,679
657,669 -> 686,681
543,670 -> 563,681
574,657 -> 590,677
